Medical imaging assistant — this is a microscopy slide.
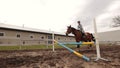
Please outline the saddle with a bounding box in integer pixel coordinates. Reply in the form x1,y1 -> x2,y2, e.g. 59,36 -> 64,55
78,30 -> 86,39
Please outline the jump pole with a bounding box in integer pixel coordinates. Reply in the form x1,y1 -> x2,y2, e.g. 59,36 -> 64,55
93,18 -> 108,61
61,42 -> 94,45
54,40 -> 90,61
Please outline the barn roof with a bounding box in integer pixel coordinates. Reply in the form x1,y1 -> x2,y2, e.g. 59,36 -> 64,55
0,23 -> 73,37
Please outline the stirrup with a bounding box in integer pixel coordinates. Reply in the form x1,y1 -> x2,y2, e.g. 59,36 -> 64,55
83,35 -> 85,38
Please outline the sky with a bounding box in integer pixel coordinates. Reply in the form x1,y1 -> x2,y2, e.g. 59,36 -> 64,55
0,0 -> 120,33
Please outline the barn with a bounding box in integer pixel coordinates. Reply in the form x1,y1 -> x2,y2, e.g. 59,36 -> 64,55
0,23 -> 75,46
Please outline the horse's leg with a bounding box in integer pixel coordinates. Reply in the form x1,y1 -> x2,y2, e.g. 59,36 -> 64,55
76,40 -> 81,48
76,41 -> 80,52
91,33 -> 96,43
87,34 -> 94,49
77,44 -> 80,48
76,44 -> 81,52
87,40 -> 92,49
89,33 -> 96,48
89,40 -> 92,47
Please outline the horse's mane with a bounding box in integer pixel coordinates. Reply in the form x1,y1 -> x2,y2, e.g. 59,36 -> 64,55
71,27 -> 79,31
71,27 -> 77,30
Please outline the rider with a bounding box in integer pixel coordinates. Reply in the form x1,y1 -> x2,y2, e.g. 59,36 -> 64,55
77,21 -> 85,38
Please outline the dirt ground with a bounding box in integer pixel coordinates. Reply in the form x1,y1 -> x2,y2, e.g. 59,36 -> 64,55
0,45 -> 120,68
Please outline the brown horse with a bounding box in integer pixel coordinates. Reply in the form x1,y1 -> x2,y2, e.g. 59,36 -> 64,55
66,25 -> 95,48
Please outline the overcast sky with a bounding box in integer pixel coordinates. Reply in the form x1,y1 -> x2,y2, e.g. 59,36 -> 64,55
0,0 -> 120,33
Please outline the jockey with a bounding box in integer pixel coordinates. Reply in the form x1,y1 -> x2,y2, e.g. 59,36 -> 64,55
77,21 -> 85,38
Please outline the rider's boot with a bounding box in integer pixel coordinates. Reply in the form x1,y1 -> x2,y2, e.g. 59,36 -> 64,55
82,33 -> 85,39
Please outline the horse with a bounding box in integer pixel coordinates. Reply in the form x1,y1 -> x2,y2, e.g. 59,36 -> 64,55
66,25 -> 95,48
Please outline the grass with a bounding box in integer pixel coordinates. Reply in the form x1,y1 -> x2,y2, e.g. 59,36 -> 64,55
0,44 -> 76,50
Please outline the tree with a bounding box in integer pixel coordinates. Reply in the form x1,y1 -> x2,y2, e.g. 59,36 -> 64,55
112,16 -> 120,27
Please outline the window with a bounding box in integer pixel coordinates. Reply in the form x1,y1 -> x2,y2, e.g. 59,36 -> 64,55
41,36 -> 44,39
0,42 -> 3,44
23,41 -> 25,44
58,38 -> 60,40
0,33 -> 4,36
30,35 -> 33,38
16,34 -> 20,38
30,35 -> 34,38
48,35 -> 52,39
48,41 -> 52,44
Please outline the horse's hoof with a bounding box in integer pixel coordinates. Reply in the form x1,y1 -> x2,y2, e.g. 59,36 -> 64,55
78,50 -> 81,52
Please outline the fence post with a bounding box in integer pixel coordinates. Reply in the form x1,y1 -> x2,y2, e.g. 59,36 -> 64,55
52,31 -> 55,51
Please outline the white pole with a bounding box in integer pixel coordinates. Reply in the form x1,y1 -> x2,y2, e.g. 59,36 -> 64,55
93,18 -> 101,58
93,18 -> 108,61
52,31 -> 55,51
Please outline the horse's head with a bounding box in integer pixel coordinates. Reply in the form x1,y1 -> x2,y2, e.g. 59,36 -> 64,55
66,25 -> 72,36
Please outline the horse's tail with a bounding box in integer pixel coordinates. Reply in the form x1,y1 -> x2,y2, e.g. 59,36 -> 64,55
91,33 -> 96,43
